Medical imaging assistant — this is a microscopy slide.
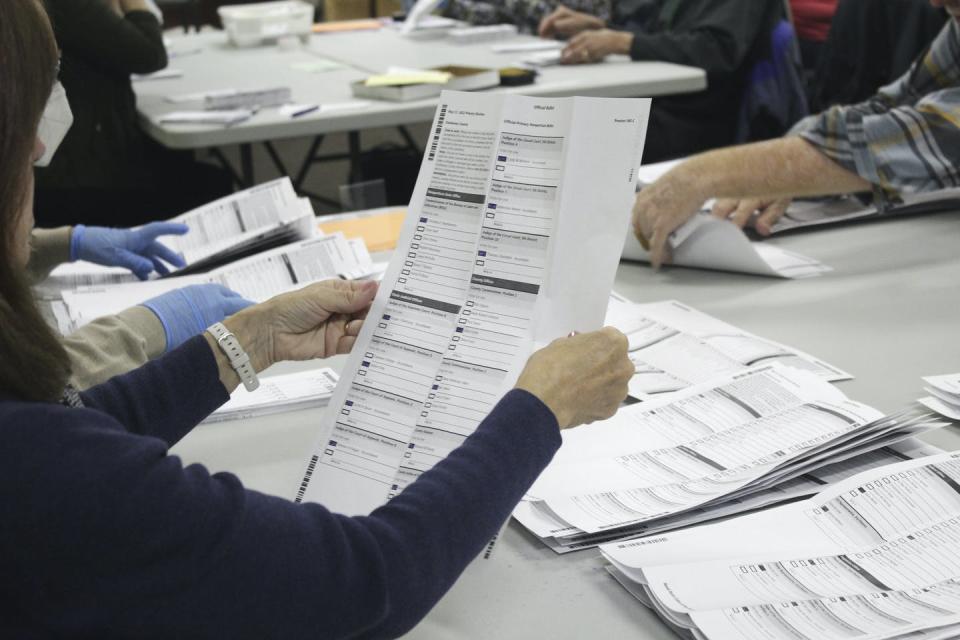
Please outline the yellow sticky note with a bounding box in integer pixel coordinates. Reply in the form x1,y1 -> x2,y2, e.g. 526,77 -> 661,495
318,209 -> 407,253
364,71 -> 451,87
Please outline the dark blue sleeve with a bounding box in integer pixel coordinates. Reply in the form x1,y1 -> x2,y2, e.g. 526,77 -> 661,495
80,336 -> 228,446
4,389 -> 559,639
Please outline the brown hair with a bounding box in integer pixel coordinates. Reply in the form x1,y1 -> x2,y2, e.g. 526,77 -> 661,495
0,0 -> 71,402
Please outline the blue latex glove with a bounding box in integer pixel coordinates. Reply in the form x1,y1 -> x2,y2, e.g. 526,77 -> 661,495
141,284 -> 254,353
70,222 -> 190,280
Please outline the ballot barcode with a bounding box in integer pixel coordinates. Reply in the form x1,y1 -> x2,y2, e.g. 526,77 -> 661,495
295,454 -> 320,503
428,104 -> 447,161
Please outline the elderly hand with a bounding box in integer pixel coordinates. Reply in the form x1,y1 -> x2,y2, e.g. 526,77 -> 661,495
538,5 -> 605,38
70,222 -> 189,280
561,29 -> 632,64
220,280 -> 377,378
632,168 -> 709,269
142,284 -> 254,353
711,198 -> 792,236
515,327 -> 632,429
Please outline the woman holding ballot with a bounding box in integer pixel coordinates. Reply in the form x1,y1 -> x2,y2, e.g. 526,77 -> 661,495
0,2 -> 633,638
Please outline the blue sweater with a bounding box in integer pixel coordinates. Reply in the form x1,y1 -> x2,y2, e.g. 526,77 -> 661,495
0,336 -> 560,639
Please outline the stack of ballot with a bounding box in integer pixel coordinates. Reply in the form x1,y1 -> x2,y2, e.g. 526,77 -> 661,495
40,178 -> 316,294
57,231 -> 376,333
602,451 -> 960,640
920,374 -> 960,420
204,369 -> 340,423
606,297 -> 850,400
513,364 -> 948,552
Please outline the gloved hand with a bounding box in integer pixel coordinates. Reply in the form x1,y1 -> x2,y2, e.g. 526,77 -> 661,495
141,284 -> 254,353
70,222 -> 190,280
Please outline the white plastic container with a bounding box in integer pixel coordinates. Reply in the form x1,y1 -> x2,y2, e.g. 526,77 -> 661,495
218,1 -> 313,48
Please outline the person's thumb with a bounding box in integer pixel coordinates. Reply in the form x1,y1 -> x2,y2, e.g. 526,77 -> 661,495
310,280 -> 378,315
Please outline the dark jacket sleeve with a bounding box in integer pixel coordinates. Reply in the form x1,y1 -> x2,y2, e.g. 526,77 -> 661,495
47,0 -> 167,75
629,0 -> 770,74
80,335 -> 228,446
3,389 -> 560,639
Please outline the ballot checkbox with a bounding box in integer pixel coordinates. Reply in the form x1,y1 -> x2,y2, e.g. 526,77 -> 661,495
466,301 -> 474,306
365,352 -> 373,358
411,243 -> 419,249
408,252 -> 416,258
414,234 -> 422,240
449,344 -> 456,350
452,336 -> 461,342
378,322 -> 387,328
463,310 -> 471,315
458,319 -> 467,324
408,443 -> 415,449
424,403 -> 432,408
402,269 -> 410,275
340,409 -> 350,415
416,226 -> 425,232
421,411 -> 428,417
404,452 -> 412,458
357,369 -> 367,376
487,203 -> 497,209
428,393 -> 436,399
404,261 -> 413,267
324,448 -> 334,455
435,376 -> 442,381
485,213 -> 495,218
495,164 -> 505,171
476,260 -> 485,266
398,277 -> 407,283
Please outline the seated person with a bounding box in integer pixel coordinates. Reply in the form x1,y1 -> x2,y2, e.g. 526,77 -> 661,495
539,0 -> 782,162
33,0 -> 233,229
2,8 -> 635,637
30,224 -> 252,389
632,0 -> 960,268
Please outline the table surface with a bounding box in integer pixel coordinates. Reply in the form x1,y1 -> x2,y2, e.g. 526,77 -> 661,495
169,211 -> 960,639
136,28 -> 706,148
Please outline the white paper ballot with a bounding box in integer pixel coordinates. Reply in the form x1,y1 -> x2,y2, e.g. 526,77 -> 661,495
204,368 -> 340,423
158,110 -> 253,126
60,233 -> 369,329
293,90 -> 650,515
517,363 -> 945,548
601,451 -> 960,640
491,40 -> 564,53
622,212 -> 831,278
605,298 -> 851,400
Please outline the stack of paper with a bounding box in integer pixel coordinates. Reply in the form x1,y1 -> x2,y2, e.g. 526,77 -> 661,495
606,298 -> 850,400
602,451 -> 960,640
165,178 -> 316,274
514,365 -> 947,552
204,368 -> 340,423
58,232 -> 375,332
920,374 -> 960,420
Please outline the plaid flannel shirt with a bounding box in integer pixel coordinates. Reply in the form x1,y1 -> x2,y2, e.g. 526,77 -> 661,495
796,19 -> 960,200
444,0 -> 612,33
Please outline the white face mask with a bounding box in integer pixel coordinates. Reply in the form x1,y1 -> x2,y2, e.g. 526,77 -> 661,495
35,81 -> 73,167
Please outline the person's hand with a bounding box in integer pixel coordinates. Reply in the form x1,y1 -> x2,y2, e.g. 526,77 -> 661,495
142,284 -> 254,353
561,29 -> 632,64
70,222 -> 189,280
711,198 -> 792,236
222,279 -> 378,374
632,169 -> 708,269
539,5 -> 605,38
515,327 -> 632,429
